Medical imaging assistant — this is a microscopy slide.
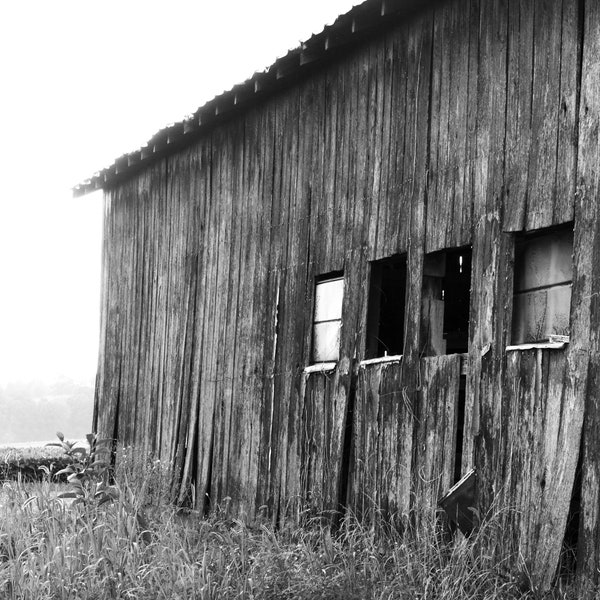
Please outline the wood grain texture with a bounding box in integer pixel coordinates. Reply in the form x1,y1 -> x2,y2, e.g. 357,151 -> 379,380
94,0 -> 597,590
498,349 -> 584,590
574,0 -> 600,590
351,361 -> 413,522
413,355 -> 461,513
426,0 -> 473,252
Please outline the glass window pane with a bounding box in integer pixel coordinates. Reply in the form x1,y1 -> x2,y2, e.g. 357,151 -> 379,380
314,278 -> 344,322
514,229 -> 573,292
313,321 -> 341,362
512,284 -> 572,344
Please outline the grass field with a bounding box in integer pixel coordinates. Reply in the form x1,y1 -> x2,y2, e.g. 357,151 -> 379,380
0,444 -> 584,599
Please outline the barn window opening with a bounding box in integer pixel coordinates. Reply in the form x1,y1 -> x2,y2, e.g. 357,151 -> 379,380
366,254 -> 407,358
421,247 -> 472,356
312,272 -> 344,363
511,224 -> 573,345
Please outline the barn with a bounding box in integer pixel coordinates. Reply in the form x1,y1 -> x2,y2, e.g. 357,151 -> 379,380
75,0 -> 600,590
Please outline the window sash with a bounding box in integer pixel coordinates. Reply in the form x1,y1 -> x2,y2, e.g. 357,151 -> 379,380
312,276 -> 343,363
312,321 -> 341,362
512,227 -> 573,344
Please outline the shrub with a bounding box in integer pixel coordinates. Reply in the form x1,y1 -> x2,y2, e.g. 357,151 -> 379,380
0,445 -> 72,483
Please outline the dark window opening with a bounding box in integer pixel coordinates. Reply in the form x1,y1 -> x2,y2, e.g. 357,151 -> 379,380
366,255 -> 407,358
422,247 -> 472,356
512,224 -> 573,345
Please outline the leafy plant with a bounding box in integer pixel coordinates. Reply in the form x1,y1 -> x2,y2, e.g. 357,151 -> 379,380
47,431 -> 118,506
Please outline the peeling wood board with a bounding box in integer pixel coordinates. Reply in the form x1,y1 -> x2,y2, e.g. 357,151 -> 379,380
498,349 -> 584,591
413,355 -> 461,514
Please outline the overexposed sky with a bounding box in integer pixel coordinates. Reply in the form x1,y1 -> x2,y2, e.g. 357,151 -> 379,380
0,1 -> 357,385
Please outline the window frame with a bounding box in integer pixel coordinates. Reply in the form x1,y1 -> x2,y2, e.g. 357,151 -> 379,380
365,254 -> 408,360
311,272 -> 344,364
510,224 -> 574,346
421,246 -> 472,357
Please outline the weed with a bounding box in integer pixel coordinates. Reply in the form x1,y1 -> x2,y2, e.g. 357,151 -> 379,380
0,443 -> 592,599
47,432 -> 118,507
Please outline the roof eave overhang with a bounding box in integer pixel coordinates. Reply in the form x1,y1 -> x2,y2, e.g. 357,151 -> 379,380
73,0 -> 435,197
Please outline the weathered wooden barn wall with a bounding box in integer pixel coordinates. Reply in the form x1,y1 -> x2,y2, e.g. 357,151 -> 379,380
93,0 -> 600,589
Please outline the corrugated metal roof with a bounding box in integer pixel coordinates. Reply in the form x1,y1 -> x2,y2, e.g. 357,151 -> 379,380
73,0 -> 430,197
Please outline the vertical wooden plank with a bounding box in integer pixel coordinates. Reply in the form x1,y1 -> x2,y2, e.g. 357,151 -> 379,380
575,0 -> 600,589
372,31 -> 394,260
254,102 -> 278,514
399,11 -> 432,507
239,114 -> 269,517
554,0 -> 579,224
177,145 -> 210,505
356,41 -> 379,258
135,168 -> 155,460
413,355 -> 461,515
330,57 -> 350,269
94,187 -> 121,441
503,0 -> 533,231
116,178 -> 137,450
319,68 -> 338,272
149,159 -> 169,457
425,0 -> 472,252
258,99 -> 287,519
184,140 -> 215,507
300,373 -> 327,510
225,115 -> 255,514
349,365 -> 377,520
211,120 -> 244,509
459,0 -> 480,476
448,0 -> 472,247
325,53 -> 355,515
284,81 -> 324,514
350,360 -> 413,523
160,151 -> 188,465
499,349 -> 584,591
381,22 -> 409,256
426,4 -> 447,252
273,95 -> 302,519
195,133 -> 221,508
305,70 -> 326,278
461,0 -> 479,258
468,0 -> 510,514
526,0 -> 564,230
346,48 -> 369,262
280,90 -> 307,517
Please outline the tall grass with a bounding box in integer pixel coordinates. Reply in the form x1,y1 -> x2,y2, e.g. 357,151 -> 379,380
0,453 -> 583,600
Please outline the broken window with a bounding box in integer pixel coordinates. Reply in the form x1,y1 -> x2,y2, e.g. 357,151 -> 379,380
421,247 -> 472,356
512,225 -> 573,345
312,273 -> 344,362
366,254 -> 407,358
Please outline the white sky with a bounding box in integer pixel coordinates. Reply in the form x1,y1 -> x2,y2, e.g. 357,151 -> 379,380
0,0 -> 357,385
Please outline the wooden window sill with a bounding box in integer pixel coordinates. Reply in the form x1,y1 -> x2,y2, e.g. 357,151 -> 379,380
304,362 -> 337,374
506,341 -> 568,351
359,355 -> 403,367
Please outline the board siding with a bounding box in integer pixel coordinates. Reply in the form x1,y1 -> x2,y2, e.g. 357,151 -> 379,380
95,0 -> 600,589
